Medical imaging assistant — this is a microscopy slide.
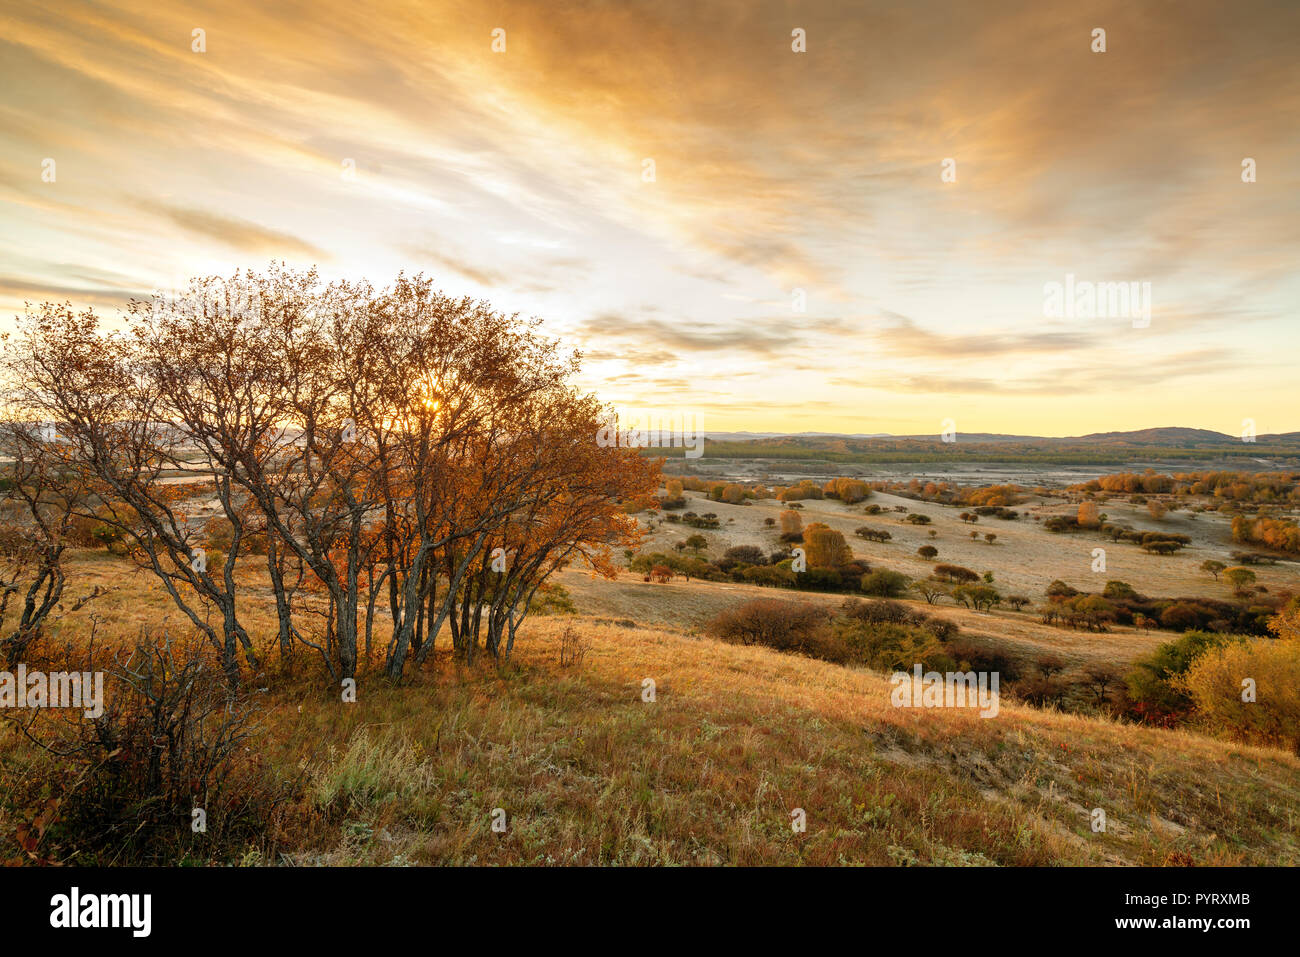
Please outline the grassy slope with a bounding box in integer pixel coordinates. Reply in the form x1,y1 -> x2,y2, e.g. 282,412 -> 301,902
282,616 -> 1300,865
6,547 -> 1300,866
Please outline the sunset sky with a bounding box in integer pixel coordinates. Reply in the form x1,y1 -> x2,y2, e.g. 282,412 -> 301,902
2,1 -> 1298,436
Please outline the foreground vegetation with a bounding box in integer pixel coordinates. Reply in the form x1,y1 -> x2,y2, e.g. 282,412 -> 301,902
4,597 -> 1298,866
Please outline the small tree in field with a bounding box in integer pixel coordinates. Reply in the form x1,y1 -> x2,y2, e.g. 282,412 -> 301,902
913,580 -> 947,604
917,545 -> 938,560
1200,559 -> 1226,581
803,523 -> 851,569
1224,566 -> 1257,596
984,533 -> 996,545
779,509 -> 803,541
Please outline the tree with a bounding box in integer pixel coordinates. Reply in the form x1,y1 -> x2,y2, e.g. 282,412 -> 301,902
1200,559 -> 1226,581
803,523 -> 851,569
952,584 -> 1000,611
983,533 -> 996,545
1082,662 -> 1123,708
917,544 -> 938,560
912,580 -> 948,604
904,513 -> 931,525
0,422 -> 104,665
3,268 -> 658,682
933,563 -> 979,584
1077,501 -> 1101,528
1147,499 -> 1167,521
1180,636 -> 1300,754
1006,595 -> 1030,611
1224,566 -> 1257,596
779,509 -> 803,540
1073,595 -> 1117,631
825,478 -> 870,504
1126,630 -> 1236,723
1045,580 -> 1079,600
684,533 -> 709,553
855,526 -> 891,543
661,479 -> 686,509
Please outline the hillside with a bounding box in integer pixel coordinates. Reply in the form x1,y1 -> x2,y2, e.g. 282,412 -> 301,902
5,548 -> 1297,866
254,616 -> 1300,865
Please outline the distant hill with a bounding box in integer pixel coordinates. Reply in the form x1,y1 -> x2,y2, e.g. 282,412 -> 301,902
662,426 -> 1300,468
710,426 -> 1300,446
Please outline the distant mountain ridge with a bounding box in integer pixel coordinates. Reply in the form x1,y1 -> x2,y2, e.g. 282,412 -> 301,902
707,426 -> 1300,445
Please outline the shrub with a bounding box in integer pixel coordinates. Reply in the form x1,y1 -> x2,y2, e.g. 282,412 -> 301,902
1179,637 -> 1300,753
705,599 -> 830,653
1102,580 -> 1138,601
16,633 -> 277,865
860,569 -> 910,598
1125,630 -> 1243,725
718,545 -> 767,571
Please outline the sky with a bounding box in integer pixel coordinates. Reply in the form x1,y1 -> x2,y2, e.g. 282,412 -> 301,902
2,0 -> 1298,437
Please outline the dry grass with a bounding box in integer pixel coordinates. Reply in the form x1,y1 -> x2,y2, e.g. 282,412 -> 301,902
4,549 -> 1299,866
258,617 -> 1300,866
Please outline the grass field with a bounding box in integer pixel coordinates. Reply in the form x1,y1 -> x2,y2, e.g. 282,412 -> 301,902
4,512 -> 1299,865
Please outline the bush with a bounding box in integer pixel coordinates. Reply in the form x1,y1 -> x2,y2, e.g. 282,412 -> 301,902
718,545 -> 767,571
705,599 -> 830,654
1102,580 -> 1138,601
841,598 -> 913,625
860,569 -> 910,597
1179,637 -> 1300,753
14,634 -> 279,865
1126,630 -> 1244,725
